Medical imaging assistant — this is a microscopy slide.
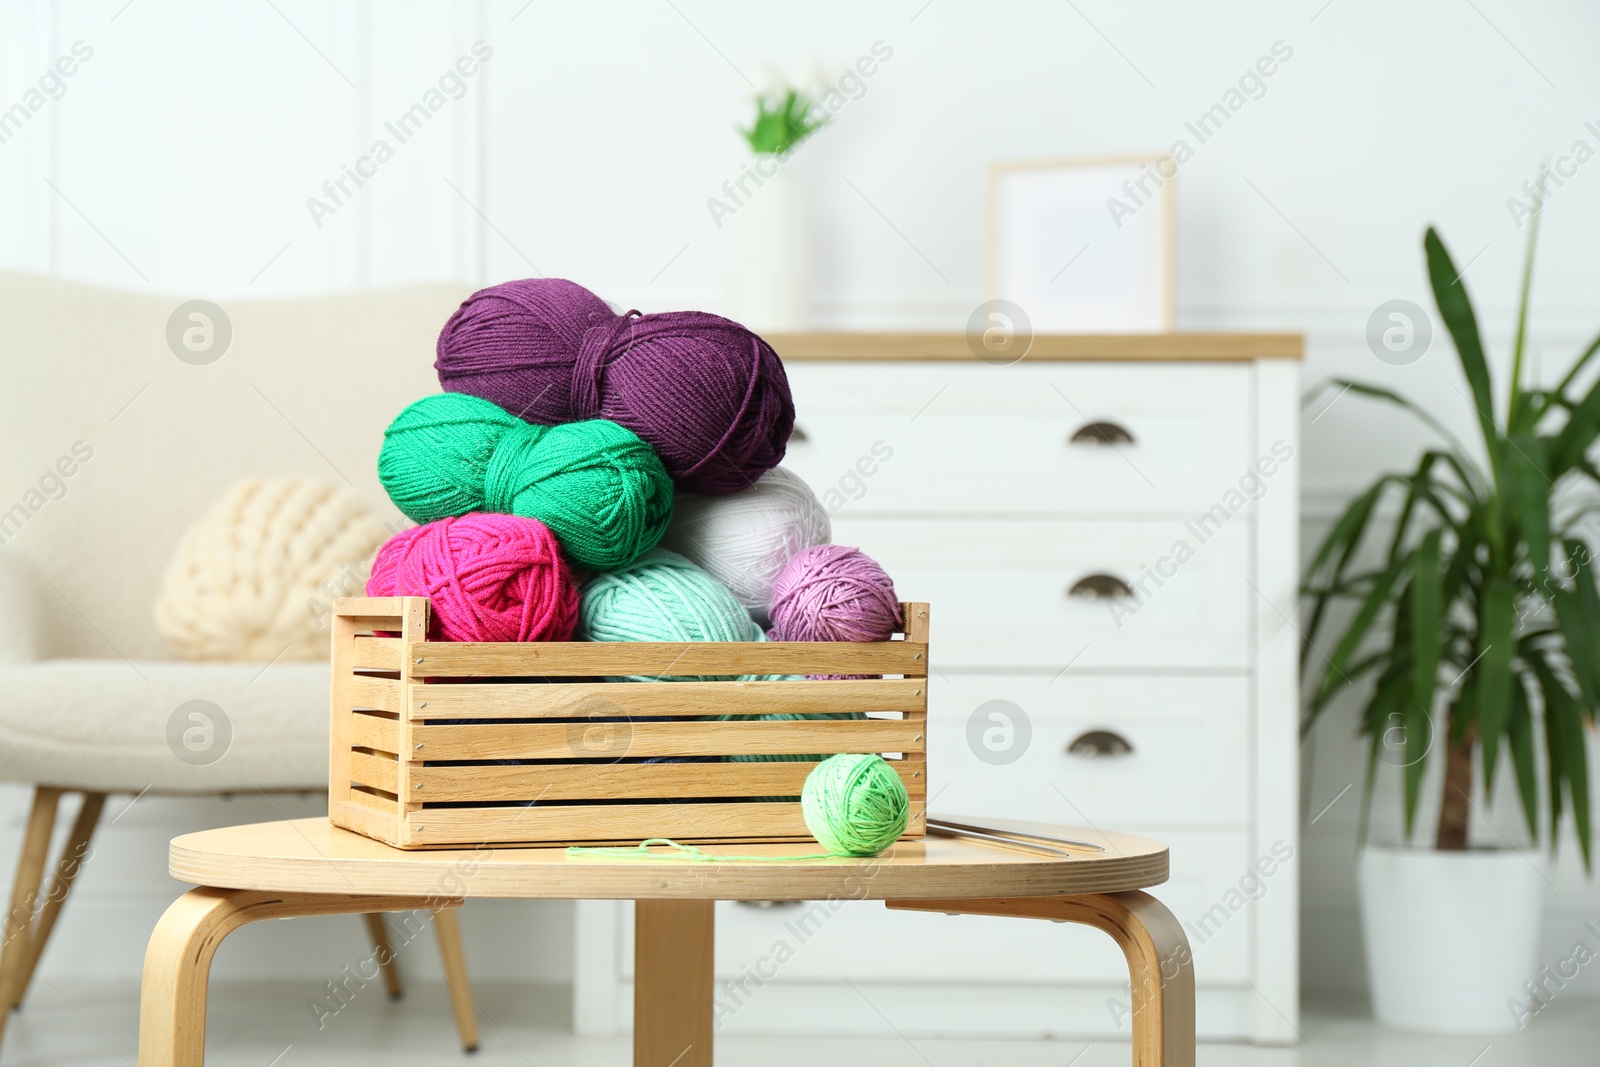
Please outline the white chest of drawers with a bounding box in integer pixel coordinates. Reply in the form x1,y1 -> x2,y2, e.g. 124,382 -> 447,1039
573,333 -> 1303,1045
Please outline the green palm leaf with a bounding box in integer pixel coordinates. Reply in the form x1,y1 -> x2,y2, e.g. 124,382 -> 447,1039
1425,227 -> 1499,459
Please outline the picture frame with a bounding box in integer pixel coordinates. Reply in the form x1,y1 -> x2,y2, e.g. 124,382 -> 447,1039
988,155 -> 1176,332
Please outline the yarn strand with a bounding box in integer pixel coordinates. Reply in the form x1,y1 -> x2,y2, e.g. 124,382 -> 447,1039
565,839 -> 840,862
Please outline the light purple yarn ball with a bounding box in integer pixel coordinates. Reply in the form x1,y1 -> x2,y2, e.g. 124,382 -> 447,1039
768,544 -> 902,644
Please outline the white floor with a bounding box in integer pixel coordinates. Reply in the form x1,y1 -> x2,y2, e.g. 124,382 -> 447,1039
4,980 -> 1596,1066
6,985 -> 1593,1067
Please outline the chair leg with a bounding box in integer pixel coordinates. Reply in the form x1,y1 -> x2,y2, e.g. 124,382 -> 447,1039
138,888 -> 450,1067
16,792 -> 106,1007
362,913 -> 405,1001
888,891 -> 1195,1067
431,908 -> 479,1053
0,785 -> 63,1048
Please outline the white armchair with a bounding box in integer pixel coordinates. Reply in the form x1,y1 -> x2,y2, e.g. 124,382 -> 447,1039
0,271 -> 479,1052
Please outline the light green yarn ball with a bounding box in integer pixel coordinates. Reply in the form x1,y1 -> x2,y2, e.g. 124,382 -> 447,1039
801,753 -> 910,856
579,549 -> 763,681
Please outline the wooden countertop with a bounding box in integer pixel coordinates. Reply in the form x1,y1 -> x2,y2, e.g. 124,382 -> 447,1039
766,332 -> 1303,362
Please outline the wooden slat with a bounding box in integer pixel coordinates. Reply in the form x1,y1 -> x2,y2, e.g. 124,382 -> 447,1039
418,761 -> 818,802
411,758 -> 924,803
764,331 -> 1303,361
353,637 -> 401,671
411,717 -> 924,761
352,675 -> 403,714
344,616 -> 403,634
900,757 -> 928,807
330,798 -> 402,847
405,802 -> 813,846
350,711 -> 399,754
349,752 -> 400,795
903,602 -> 929,644
396,600 -> 429,824
344,786 -> 399,816
409,678 -> 926,720
407,640 -> 927,678
328,605 -> 358,809
333,596 -> 419,618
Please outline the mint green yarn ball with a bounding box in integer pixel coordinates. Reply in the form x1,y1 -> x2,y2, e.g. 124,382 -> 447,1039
579,549 -> 763,681
801,754 -> 909,856
377,392 -> 673,571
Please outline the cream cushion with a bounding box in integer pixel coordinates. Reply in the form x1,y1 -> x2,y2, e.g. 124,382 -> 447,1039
0,660 -> 330,793
155,477 -> 391,662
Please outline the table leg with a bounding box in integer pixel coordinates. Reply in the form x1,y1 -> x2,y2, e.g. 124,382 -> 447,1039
138,888 -> 452,1067
634,899 -> 713,1067
888,892 -> 1195,1067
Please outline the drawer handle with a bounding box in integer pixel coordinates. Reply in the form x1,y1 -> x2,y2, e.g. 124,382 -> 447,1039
1068,420 -> 1134,446
1068,574 -> 1134,600
790,424 -> 809,443
1067,729 -> 1134,758
736,899 -> 802,909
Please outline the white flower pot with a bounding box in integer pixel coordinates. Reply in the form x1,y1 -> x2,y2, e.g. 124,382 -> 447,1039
1358,845 -> 1545,1033
726,159 -> 809,331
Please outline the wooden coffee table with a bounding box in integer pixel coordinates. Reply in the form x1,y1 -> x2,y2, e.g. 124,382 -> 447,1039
139,818 -> 1193,1066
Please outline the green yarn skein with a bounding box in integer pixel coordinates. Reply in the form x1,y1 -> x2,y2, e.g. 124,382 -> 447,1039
378,393 -> 673,571
801,754 -> 910,856
579,549 -> 766,681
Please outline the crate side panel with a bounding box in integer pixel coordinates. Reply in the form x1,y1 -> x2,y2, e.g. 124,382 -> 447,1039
411,718 -> 924,761
408,678 -> 927,720
405,801 -> 812,847
411,759 -> 925,803
407,640 -> 927,679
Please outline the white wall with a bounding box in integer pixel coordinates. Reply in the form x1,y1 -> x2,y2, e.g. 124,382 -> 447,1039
4,0 -> 1600,1001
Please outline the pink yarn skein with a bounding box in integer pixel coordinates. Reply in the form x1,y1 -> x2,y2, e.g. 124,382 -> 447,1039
768,544 -> 902,643
366,513 -> 579,643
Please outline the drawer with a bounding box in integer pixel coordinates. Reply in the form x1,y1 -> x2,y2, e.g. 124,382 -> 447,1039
926,674 -> 1251,827
835,516 -> 1252,670
617,830 -> 1261,985
782,361 -> 1256,517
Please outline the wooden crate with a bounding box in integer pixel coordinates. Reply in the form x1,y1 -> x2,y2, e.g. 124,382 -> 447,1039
328,595 -> 929,849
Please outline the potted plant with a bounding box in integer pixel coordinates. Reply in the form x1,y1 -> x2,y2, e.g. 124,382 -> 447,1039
1303,202 -> 1596,1033
722,69 -> 829,331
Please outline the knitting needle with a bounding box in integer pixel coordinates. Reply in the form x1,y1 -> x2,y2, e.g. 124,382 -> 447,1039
928,817 -> 1106,855
926,823 -> 1079,859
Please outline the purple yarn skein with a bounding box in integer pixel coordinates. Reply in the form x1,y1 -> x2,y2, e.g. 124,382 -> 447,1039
572,309 -> 794,496
435,278 -> 615,425
436,279 -> 795,496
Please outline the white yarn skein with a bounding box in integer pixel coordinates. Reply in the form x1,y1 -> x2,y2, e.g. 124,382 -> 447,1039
155,477 -> 390,662
660,466 -> 831,625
